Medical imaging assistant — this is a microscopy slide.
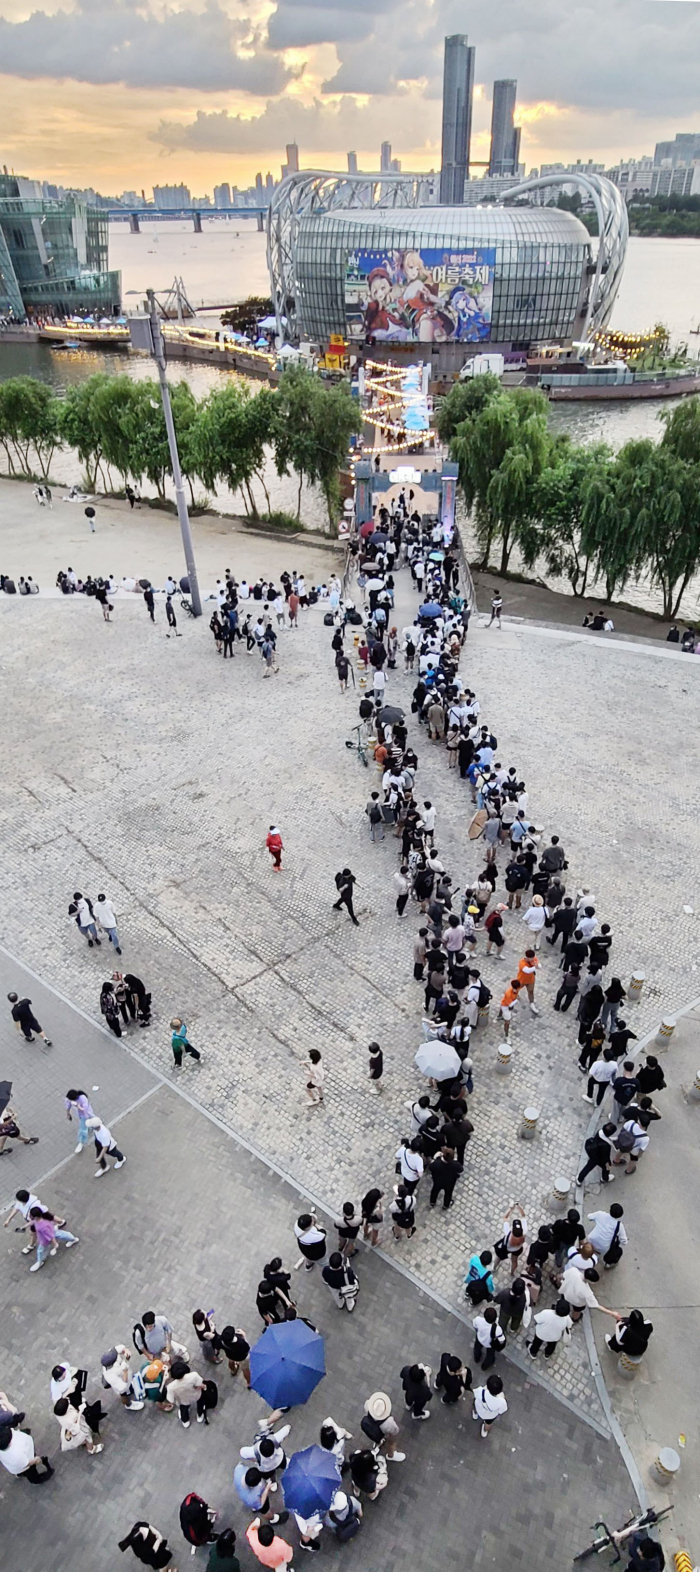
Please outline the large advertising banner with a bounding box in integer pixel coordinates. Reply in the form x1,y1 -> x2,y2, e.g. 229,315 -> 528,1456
345,246 -> 495,344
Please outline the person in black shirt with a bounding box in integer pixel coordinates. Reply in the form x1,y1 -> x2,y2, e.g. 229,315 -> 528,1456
336,1203 -> 361,1259
434,1352 -> 470,1405
577,984 -> 604,1043
554,965 -> 580,1014
400,1363 -> 432,1418
635,1056 -> 666,1097
547,898 -> 577,951
562,931 -> 589,970
505,857 -> 529,910
588,923 -> 612,968
428,1147 -> 462,1211
577,1122 -> 616,1185
333,869 -> 359,926
8,993 -> 52,1046
441,1107 -> 474,1162
549,1209 -> 585,1269
578,1021 -> 606,1072
220,1326 -> 251,1382
527,1226 -> 553,1271
495,1277 -> 529,1333
608,1021 -> 638,1057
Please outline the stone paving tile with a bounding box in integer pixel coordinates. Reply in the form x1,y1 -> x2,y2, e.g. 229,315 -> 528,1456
2,564 -> 698,1436
0,975 -> 635,1572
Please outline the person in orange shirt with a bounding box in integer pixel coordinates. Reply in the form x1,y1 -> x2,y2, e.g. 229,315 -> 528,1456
246,1517 -> 294,1569
516,949 -> 541,1015
499,979 -> 522,1039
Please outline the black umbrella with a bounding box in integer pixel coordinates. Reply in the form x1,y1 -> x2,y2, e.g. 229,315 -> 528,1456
379,704 -> 405,724
372,531 -> 389,544
138,578 -> 152,590
0,1081 -> 12,1116
84,506 -> 95,519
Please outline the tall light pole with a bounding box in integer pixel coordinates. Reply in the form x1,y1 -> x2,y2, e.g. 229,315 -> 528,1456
128,290 -> 202,616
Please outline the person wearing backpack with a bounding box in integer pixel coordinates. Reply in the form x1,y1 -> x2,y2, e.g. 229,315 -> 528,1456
586,1204 -> 628,1266
472,1306 -> 506,1370
322,1252 -> 359,1312
332,868 -> 359,926
464,1250 -> 495,1305
365,792 -> 384,842
362,1391 -> 405,1460
612,1114 -> 651,1174
324,1490 -> 363,1542
576,1122 -> 617,1187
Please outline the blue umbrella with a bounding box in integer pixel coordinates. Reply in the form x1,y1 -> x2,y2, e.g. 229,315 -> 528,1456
281,1446 -> 341,1517
419,600 -> 443,618
249,1321 -> 326,1409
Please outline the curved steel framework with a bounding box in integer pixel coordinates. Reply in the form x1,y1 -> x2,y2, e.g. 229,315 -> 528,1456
267,169 -> 628,346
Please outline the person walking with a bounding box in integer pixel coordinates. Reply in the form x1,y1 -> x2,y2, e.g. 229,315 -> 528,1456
0,1106 -> 39,1153
85,1115 -> 126,1176
578,1021 -> 606,1074
336,1202 -> 360,1259
554,964 -> 581,1014
472,1374 -> 507,1439
266,826 -> 284,871
528,1299 -> 573,1359
165,596 -> 180,636
560,1265 -> 621,1326
612,1114 -> 651,1175
395,1138 -> 424,1195
302,1050 -> 324,1107
586,1203 -> 628,1267
65,1088 -> 95,1152
322,1252 -> 359,1312
144,586 -> 156,622
367,1041 -> 383,1095
0,1426 -> 54,1485
360,1188 -> 383,1246
333,868 -> 359,925
582,1048 -> 617,1107
101,1345 -> 145,1411
70,892 -> 101,947
577,1122 -> 617,1187
600,977 -> 626,1033
8,992 -> 52,1046
246,1519 -> 294,1570
472,1306 -> 506,1371
240,1425 -> 291,1481
390,1186 -> 416,1240
118,1524 -> 174,1568
366,792 -> 384,841
498,979 -> 522,1039
170,1017 -> 201,1068
400,1362 -> 432,1420
516,950 -> 541,1015
487,593 -> 503,629
28,1207 -> 79,1270
95,893 -> 122,954
495,1277 -> 530,1335
165,1360 -> 207,1428
294,1212 -> 327,1272
394,865 -> 410,918
207,1531 -> 241,1572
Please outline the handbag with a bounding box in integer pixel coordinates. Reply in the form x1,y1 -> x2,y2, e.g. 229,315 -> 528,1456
603,1221 -> 623,1266
493,1236 -> 509,1262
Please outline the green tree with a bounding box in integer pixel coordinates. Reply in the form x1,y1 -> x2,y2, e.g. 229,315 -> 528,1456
90,375 -> 143,486
535,442 -> 613,596
578,451 -> 631,602
436,372 -> 501,445
193,382 -> 276,516
615,440 -> 700,618
126,381 -> 171,499
272,366 -> 360,526
0,377 -> 61,477
58,373 -> 111,489
660,397 -> 700,464
451,387 -> 551,571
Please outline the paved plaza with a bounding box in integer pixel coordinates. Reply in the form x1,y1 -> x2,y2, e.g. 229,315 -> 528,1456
1,500 -> 700,1558
0,959 -> 634,1572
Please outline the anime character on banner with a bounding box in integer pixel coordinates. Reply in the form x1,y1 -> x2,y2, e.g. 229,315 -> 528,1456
345,246 -> 495,343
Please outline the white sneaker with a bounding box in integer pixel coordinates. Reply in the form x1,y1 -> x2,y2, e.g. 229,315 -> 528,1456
196,1414 -> 205,1423
388,1451 -> 406,1462
581,1094 -> 594,1104
64,1238 -> 79,1248
530,1004 -> 540,1016
113,1157 -> 126,1169
75,1143 -> 84,1154
29,1260 -> 44,1271
94,1167 -> 108,1178
90,1444 -> 104,1454
180,1420 -> 190,1429
126,1401 -> 145,1411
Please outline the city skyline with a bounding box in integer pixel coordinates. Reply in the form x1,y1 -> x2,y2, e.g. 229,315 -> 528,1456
0,0 -> 698,191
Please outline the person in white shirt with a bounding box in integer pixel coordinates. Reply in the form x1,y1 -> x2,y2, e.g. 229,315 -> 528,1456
528,1299 -> 573,1359
3,1188 -> 47,1255
85,1116 -> 126,1176
273,594 -> 285,628
612,1117 -> 651,1174
587,1206 -> 628,1260
238,579 -> 250,599
395,1140 -> 424,1193
294,1213 -> 327,1271
100,1345 -> 144,1410
94,893 -> 121,954
561,1266 -> 621,1324
578,907 -> 598,941
0,1425 -> 54,1483
165,576 -> 177,596
566,1242 -> 598,1273
522,895 -> 546,949
71,892 -> 100,947
472,1308 -> 506,1371
472,1374 -> 507,1439
582,1052 -> 617,1106
422,801 -> 437,838
406,1097 -> 433,1136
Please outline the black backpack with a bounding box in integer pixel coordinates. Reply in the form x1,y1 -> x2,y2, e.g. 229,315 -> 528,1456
329,1510 -> 361,1542
369,804 -> 382,825
360,1412 -> 384,1444
132,1323 -> 147,1354
201,1379 -> 218,1410
323,611 -> 335,626
477,981 -> 491,1007
347,609 -> 363,625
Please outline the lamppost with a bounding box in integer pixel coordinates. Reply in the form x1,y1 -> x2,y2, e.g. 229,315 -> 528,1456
127,289 -> 202,616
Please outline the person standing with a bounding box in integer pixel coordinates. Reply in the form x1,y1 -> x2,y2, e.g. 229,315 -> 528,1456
165,1360 -> 207,1428
394,865 -> 410,918
303,1050 -> 325,1108
65,1089 -> 95,1152
0,1427 -> 54,1485
516,950 -> 541,1015
400,1362 -> 432,1420
528,1299 -> 573,1359
473,1306 -> 506,1371
165,596 -> 180,636
434,1354 -> 470,1407
70,892 -> 101,947
294,1212 -> 327,1272
7,992 -> 52,1046
118,1524 -> 174,1568
266,826 -> 284,871
170,1017 -> 201,1068
85,1115 -> 126,1176
472,1374 -> 507,1439
495,1278 -> 529,1335
582,1048 -> 617,1107
366,792 -> 384,841
498,979 -> 522,1039
53,1396 -> 104,1456
487,593 -> 503,629
428,1146 -> 461,1211
144,586 -> 155,622
220,1327 -> 251,1384
560,1265 -> 621,1326
246,1519 -> 294,1570
95,893 -> 122,954
333,868 -> 359,925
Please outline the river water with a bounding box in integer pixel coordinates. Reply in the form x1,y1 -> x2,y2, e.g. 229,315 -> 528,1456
1,226 -> 699,607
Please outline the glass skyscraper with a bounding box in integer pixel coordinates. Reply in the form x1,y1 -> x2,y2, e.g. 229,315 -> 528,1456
489,81 -> 521,177
439,35 -> 475,205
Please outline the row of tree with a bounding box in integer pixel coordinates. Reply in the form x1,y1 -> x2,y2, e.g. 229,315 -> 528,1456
437,375 -> 700,618
0,367 -> 361,528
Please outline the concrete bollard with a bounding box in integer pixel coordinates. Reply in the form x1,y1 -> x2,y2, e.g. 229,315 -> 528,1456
496,1044 -> 513,1075
617,1351 -> 644,1381
628,969 -> 646,1003
656,1017 -> 676,1052
478,1003 -> 490,1030
551,1176 -> 571,1210
674,1552 -> 693,1572
353,633 -> 360,647
651,1447 -> 681,1487
686,1070 -> 700,1103
520,1106 -> 539,1140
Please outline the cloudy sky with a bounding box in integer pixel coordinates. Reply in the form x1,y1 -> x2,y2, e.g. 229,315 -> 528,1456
0,0 -> 698,194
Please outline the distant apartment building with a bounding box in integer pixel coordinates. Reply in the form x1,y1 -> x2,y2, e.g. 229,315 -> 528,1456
214,183 -> 231,209
380,141 -> 393,172
286,143 -> 299,174
489,80 -> 521,176
347,151 -> 358,174
654,133 -> 700,167
153,183 -> 190,210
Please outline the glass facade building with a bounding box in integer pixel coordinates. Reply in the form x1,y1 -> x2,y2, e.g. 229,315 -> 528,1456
268,172 -> 629,361
0,175 -> 121,319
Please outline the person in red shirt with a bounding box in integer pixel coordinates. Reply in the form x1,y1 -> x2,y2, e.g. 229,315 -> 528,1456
266,826 -> 284,871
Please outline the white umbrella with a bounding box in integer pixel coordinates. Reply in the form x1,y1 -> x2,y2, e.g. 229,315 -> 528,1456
414,1042 -> 461,1081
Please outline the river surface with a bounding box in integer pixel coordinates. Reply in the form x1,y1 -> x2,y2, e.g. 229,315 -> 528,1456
1,228 -> 699,609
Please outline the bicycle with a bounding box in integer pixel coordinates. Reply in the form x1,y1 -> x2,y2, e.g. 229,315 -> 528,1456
573,1504 -> 673,1563
345,723 -> 369,768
